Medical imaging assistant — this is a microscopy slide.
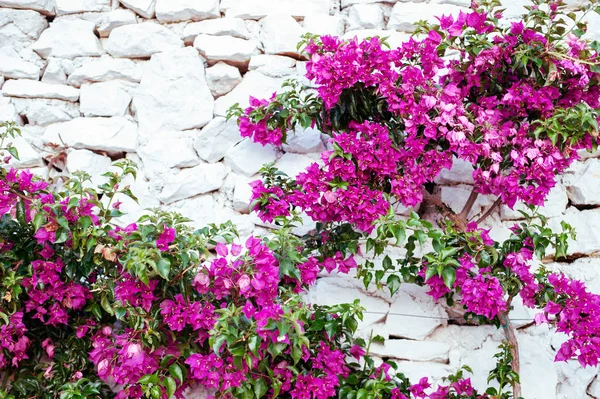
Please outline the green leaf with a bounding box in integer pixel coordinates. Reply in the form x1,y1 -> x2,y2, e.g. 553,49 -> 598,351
248,335 -> 261,357
390,224 -> 406,245
100,293 -> 114,316
7,146 -> 19,160
32,213 -> 45,232
150,385 -> 161,399
254,378 -> 268,399
169,364 -> 184,383
79,216 -> 92,232
441,267 -> 456,289
156,257 -> 171,280
212,335 -> 227,356
386,274 -> 401,295
163,377 -> 177,398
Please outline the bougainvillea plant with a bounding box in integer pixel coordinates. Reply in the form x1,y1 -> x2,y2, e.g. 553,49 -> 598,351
1,1 -> 600,399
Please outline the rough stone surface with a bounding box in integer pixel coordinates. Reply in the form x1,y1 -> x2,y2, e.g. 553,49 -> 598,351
55,0 -> 111,15
2,79 -> 80,102
435,157 -> 474,185
0,9 -> 49,51
564,158 -> 600,206
388,2 -> 465,32
105,23 -> 183,58
549,208 -> 600,256
155,0 -> 219,23
138,136 -> 199,176
501,183 -> 569,220
233,174 -> 253,213
183,18 -> 250,44
283,127 -> 325,154
11,98 -> 80,126
119,0 -> 156,18
205,62 -> 242,98
260,15 -> 306,56
302,14 -> 345,36
224,139 -> 279,176
194,117 -> 244,163
158,163 -> 227,204
193,34 -> 259,66
214,70 -> 285,116
42,58 -> 71,84
67,57 -> 142,87
0,47 -> 40,80
66,149 -> 112,186
80,80 -> 136,117
0,0 -> 55,15
347,4 -> 385,30
274,153 -> 314,178
43,117 -> 138,152
370,340 -> 451,363
248,54 -> 296,77
133,47 -> 214,135
97,9 -> 138,37
222,0 -> 331,19
32,19 -> 103,59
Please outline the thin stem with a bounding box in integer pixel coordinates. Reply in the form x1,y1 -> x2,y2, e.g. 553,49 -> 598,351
500,311 -> 522,399
459,190 -> 479,219
475,198 -> 502,224
1,370 -> 10,391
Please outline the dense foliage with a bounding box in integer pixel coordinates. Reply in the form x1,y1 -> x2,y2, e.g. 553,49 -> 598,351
1,1 -> 600,399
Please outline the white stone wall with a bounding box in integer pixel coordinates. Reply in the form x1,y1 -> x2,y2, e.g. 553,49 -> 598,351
1,0 -> 600,397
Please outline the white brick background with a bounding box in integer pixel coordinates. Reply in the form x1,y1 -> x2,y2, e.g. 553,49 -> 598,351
1,0 -> 600,397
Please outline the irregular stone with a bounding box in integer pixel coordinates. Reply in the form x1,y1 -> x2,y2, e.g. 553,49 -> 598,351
260,15 -> 306,56
67,57 -> 142,87
0,47 -> 41,79
193,34 -> 259,66
232,174 -> 253,213
434,157 -> 475,185
42,58 -> 71,84
194,117 -> 244,163
0,9 -> 49,51
183,18 -> 250,44
138,136 -> 199,175
66,149 -> 112,187
248,54 -> 296,78
546,258 -> 600,295
158,163 -> 227,204
555,359 -> 598,399
32,19 -> 103,59
165,195 -> 219,228
347,4 -> 385,30
105,23 -> 183,59
302,14 -> 345,36
6,135 -> 42,168
0,97 -> 19,122
155,0 -> 219,23
283,127 -> 325,154
222,0 -> 331,19
119,0 -> 156,18
564,158 -> 600,205
205,62 -> 242,98
341,0 -> 389,7
43,117 -> 138,152
224,139 -> 278,176
97,9 -> 138,38
370,339 -> 450,363
387,284 -> 447,340
519,333 -> 558,399
342,29 -> 412,50
548,208 -> 600,256
11,98 -> 80,126
80,80 -> 136,117
388,2 -> 465,32
501,183 -> 568,220
0,0 -> 55,16
133,47 -> 214,135
274,153 -> 314,178
214,70 -> 285,116
441,184 -> 498,220
2,80 -> 79,102
55,0 -> 110,15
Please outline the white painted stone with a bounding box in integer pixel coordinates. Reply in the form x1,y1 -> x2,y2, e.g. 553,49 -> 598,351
32,20 -> 103,59
342,29 -> 412,50
0,47 -> 41,80
302,14 -> 345,36
158,163 -> 227,204
206,62 -> 242,98
42,58 -> 70,84
133,47 -> 214,135
232,174 -> 253,213
387,284 -> 447,340
555,360 -> 598,399
2,80 -> 80,102
214,70 -> 286,117
43,117 -> 138,152
119,0 -> 156,19
370,339 -> 450,363
6,135 -> 42,168
564,158 -> 600,205
138,136 -> 199,175
347,4 -> 385,30
260,15 -> 306,56
341,0 -> 392,7
97,9 -> 138,38
156,0 -> 220,23
80,81 -> 136,117
546,258 -> 600,295
0,0 -> 56,15
165,194 -> 219,228
441,184 -> 498,220
307,276 -> 390,327
549,208 -> 600,256
274,153 -> 314,178
67,57 -> 142,87
11,98 -> 80,126
435,157 -> 475,185
519,333 -> 559,399
0,9 -> 48,51
194,117 -> 244,163
55,0 -> 111,15
66,149 -> 112,187
0,76 -> 3,89
105,23 -> 183,59
224,139 -> 279,176
388,2 -> 465,32
183,18 -> 250,44
193,34 -> 259,66
501,184 -> 568,220
222,0 -> 331,19
283,127 -> 325,154
248,54 -> 296,78
0,97 -> 19,123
